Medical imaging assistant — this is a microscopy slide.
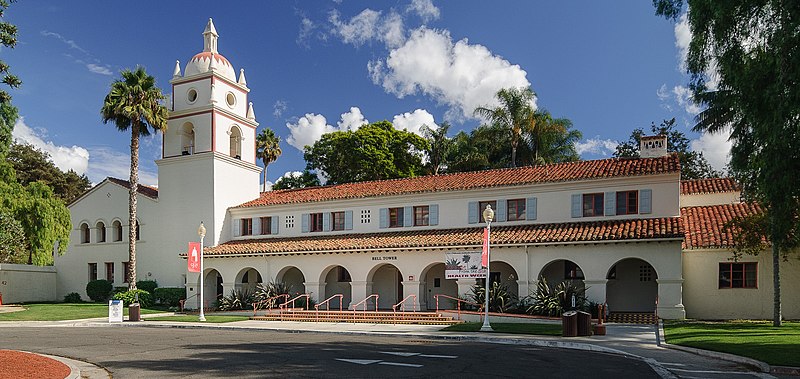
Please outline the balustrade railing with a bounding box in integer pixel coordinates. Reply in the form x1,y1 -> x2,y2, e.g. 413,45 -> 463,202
351,294 -> 379,321
433,294 -> 482,320
252,294 -> 290,316
392,294 -> 417,323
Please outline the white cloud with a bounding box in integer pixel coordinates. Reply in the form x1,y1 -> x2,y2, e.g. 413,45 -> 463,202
368,27 -> 532,122
85,147 -> 158,187
691,129 -> 731,172
657,84 -> 670,102
408,0 -> 440,23
574,137 -> 619,156
41,30 -> 115,76
273,100 -> 288,118
86,63 -> 112,76
673,85 -> 702,115
297,17 -> 316,48
392,108 -> 435,136
337,107 -> 369,131
40,30 -> 88,54
286,113 -> 337,152
12,117 -> 90,175
329,8 -> 406,48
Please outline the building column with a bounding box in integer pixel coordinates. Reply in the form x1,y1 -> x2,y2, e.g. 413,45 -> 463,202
583,279 -> 608,305
303,281 -> 325,303
656,278 -> 686,319
221,282 -> 235,299
456,279 -> 475,299
402,281 -> 422,311
517,280 -> 530,299
349,280 -> 369,309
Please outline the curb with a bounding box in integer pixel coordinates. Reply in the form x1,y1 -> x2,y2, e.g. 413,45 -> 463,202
20,351 -> 109,379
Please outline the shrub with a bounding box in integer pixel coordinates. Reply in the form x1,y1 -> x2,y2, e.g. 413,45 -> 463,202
218,288 -> 254,311
86,280 -> 113,302
252,282 -> 291,309
113,286 -> 128,294
136,280 -> 158,294
153,287 -> 185,307
63,292 -> 82,303
527,278 -> 587,317
112,289 -> 153,308
470,280 -> 518,313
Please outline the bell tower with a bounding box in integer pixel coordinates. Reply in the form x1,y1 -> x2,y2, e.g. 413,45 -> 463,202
155,18 -> 261,248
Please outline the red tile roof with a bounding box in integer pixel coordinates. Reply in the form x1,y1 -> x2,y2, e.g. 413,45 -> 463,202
202,217 -> 683,256
237,154 -> 680,208
108,177 -> 159,199
680,203 -> 764,250
680,178 -> 739,195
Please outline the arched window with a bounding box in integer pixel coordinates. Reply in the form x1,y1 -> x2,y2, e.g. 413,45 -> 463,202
80,223 -> 90,243
96,221 -> 106,243
181,122 -> 195,155
112,220 -> 123,242
229,126 -> 242,159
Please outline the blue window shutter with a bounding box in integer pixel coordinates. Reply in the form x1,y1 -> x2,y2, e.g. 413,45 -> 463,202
252,217 -> 261,235
605,191 -> 616,216
301,214 -> 309,233
403,206 -> 412,227
526,197 -> 537,220
233,218 -> 240,236
571,194 -> 582,218
323,212 -> 331,232
468,201 -> 478,224
429,204 -> 439,226
379,208 -> 389,229
639,189 -> 652,214
496,199 -> 507,222
271,216 -> 279,235
345,211 -> 353,230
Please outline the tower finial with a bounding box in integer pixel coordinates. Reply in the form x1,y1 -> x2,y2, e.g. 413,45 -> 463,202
238,68 -> 247,86
203,18 -> 218,53
209,52 -> 218,71
247,102 -> 256,120
173,60 -> 182,78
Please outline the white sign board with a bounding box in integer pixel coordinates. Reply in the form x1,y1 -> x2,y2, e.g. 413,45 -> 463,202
445,252 -> 487,279
108,299 -> 123,323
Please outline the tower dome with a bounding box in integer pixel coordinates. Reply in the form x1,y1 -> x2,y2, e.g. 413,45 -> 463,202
183,18 -> 237,81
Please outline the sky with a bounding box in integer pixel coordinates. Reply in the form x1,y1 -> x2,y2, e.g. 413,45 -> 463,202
3,1 -> 731,187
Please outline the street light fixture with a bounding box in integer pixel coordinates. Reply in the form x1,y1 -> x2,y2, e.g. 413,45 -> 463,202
481,204 -> 494,332
198,222 -> 206,322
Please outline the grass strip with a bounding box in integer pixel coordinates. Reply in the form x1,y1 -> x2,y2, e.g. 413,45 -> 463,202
442,322 -> 562,336
0,303 -> 161,321
147,315 -> 250,323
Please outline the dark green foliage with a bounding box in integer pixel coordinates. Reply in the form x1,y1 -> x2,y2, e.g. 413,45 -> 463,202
153,288 -> 186,307
0,210 -> 25,263
470,281 -> 518,313
252,282 -> 293,309
85,280 -> 113,302
112,289 -> 152,307
420,123 -> 452,175
218,288 -> 255,311
0,0 -> 21,104
135,280 -> 158,294
272,170 -> 320,190
63,292 -> 82,303
7,143 -> 91,204
527,278 -> 587,317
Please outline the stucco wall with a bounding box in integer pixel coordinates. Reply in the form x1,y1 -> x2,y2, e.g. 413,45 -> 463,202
0,264 -> 57,303
680,192 -> 740,207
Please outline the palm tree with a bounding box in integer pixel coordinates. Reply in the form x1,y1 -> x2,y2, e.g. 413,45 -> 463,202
255,128 -> 282,192
420,122 -> 451,175
473,87 -> 535,168
523,109 -> 581,165
101,67 -> 168,291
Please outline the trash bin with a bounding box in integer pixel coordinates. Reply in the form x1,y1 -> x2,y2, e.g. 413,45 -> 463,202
128,303 -> 141,322
577,311 -> 592,336
562,310 -> 578,337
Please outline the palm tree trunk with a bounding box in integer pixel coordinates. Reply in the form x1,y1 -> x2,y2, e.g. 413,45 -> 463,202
128,122 -> 139,291
772,230 -> 781,326
511,140 -> 518,168
262,167 -> 267,192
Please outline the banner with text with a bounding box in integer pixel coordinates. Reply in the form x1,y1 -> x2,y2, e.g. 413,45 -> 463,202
187,242 -> 201,273
445,252 -> 487,279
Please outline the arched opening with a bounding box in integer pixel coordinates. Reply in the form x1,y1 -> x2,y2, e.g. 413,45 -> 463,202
80,223 -> 90,243
181,122 -> 195,155
236,267 -> 262,292
538,259 -> 586,293
421,262 -> 458,310
229,126 -> 242,159
606,258 -> 658,313
95,221 -> 106,243
112,220 -> 123,242
200,269 -> 224,309
368,264 -> 402,310
479,261 -> 519,299
276,266 -> 306,295
320,265 -> 351,309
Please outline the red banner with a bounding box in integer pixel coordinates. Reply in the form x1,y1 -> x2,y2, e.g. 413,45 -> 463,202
481,228 -> 489,268
187,242 -> 201,273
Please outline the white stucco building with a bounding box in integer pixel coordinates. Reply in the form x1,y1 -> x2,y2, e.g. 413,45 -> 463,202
51,19 -> 800,321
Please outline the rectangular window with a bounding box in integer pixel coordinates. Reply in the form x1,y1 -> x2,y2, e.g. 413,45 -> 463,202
285,215 -> 294,229
582,193 -> 604,217
88,263 -> 98,281
479,201 -> 497,223
105,262 -> 114,282
414,206 -> 429,226
240,218 -> 253,236
332,211 -> 345,231
389,207 -> 404,227
616,191 -> 639,215
361,209 -> 371,224
123,262 -> 131,283
260,217 -> 272,235
719,262 -> 758,288
507,199 -> 526,221
310,213 -> 324,232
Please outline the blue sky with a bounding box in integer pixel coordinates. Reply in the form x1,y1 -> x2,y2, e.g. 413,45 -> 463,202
4,1 -> 729,187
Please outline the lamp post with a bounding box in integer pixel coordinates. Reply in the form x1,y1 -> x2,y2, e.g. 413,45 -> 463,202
480,204 -> 494,332
198,222 -> 206,322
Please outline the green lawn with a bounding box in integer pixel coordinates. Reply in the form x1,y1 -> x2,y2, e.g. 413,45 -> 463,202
442,322 -> 562,336
664,321 -> 800,367
147,315 -> 250,323
0,303 -> 161,321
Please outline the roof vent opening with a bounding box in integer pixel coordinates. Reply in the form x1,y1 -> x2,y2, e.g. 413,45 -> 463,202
640,135 -> 668,158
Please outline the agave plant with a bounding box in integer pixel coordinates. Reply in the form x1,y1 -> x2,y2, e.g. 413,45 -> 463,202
253,281 -> 292,309
527,278 -> 587,316
218,288 -> 255,311
470,280 -> 517,313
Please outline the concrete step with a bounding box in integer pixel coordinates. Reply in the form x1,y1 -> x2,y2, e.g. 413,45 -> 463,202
250,310 -> 462,325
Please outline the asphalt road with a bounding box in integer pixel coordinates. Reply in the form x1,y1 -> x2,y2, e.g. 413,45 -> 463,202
0,327 -> 659,378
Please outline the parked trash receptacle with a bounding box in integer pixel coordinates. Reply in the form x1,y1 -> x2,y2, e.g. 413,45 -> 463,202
577,311 -> 592,336
562,311 -> 578,337
128,303 -> 141,321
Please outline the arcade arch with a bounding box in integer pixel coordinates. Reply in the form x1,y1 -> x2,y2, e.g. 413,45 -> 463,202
606,258 -> 658,312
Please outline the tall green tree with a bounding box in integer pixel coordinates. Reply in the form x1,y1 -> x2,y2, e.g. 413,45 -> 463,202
420,123 -> 452,175
255,128 -> 282,192
656,0 -> 800,325
304,121 -> 428,185
101,67 -> 168,290
521,109 -> 581,165
7,142 -> 91,204
0,210 -> 25,263
0,0 -> 21,105
614,118 -> 720,179
272,170 -> 320,190
474,87 -> 535,168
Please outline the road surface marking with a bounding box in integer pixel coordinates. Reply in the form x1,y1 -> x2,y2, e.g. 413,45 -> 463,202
378,362 -> 423,368
335,359 -> 381,365
419,354 -> 458,359
380,352 -> 420,357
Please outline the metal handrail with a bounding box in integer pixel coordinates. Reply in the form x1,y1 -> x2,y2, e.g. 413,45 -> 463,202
392,294 -> 417,323
252,294 -> 290,316
351,294 -> 379,321
315,294 -> 344,322
279,293 -> 311,311
434,294 -> 482,320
